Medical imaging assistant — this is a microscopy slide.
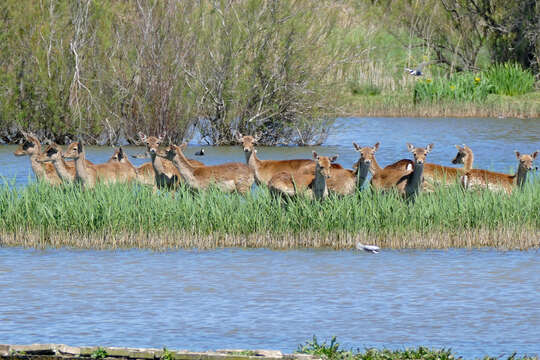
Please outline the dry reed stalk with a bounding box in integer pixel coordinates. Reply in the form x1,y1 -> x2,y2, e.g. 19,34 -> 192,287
2,228 -> 538,251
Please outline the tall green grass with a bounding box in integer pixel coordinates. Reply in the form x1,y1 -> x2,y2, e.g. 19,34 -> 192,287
413,63 -> 536,104
0,178 -> 538,249
413,72 -> 493,103
484,63 -> 536,96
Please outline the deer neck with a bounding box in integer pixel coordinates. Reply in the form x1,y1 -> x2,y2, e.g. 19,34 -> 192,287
74,152 -> 91,186
516,164 -> 529,188
246,150 -> 261,171
405,162 -> 424,197
53,157 -> 74,182
312,165 -> 328,200
150,153 -> 167,176
29,153 -> 47,180
464,152 -> 474,171
355,160 -> 371,189
171,151 -> 198,186
369,155 -> 382,175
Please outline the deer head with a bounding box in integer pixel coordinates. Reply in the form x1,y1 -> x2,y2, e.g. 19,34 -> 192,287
407,143 -> 433,164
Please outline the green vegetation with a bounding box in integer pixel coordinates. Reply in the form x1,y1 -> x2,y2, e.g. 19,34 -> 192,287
297,336 -> 537,360
91,348 -> 108,360
1,1 -> 538,147
413,64 -> 536,104
0,179 -> 538,250
484,64 -> 536,96
161,348 -> 174,360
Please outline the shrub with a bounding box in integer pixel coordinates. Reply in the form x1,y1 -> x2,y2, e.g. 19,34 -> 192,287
413,73 -> 493,103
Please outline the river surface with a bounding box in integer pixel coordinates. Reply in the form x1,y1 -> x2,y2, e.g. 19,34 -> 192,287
1,117 -> 539,356
1,117 -> 539,186
0,248 -> 539,357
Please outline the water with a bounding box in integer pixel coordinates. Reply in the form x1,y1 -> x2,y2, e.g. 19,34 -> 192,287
1,117 -> 539,356
1,117 -> 539,186
0,248 -> 539,357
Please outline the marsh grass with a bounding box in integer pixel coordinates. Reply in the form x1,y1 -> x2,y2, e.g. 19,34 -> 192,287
0,179 -> 538,250
297,336 -> 538,360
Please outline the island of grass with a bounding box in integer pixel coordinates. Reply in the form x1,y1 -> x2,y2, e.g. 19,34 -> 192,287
0,179 -> 538,250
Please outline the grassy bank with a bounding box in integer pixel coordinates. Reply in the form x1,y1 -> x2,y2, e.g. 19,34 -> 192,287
344,91 -> 540,119
297,336 -> 538,360
0,179 -> 538,250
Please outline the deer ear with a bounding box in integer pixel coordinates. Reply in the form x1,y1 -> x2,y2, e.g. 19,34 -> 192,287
406,143 -> 415,152
254,132 -> 262,142
455,144 -> 461,150
158,131 -> 166,141
426,143 -> 434,153
352,142 -> 360,151
77,141 -> 83,153
515,150 -> 521,159
312,151 -> 318,160
235,132 -> 243,142
180,143 -> 187,150
138,132 -> 147,142
118,147 -> 124,160
532,151 -> 539,160
330,155 -> 339,163
373,142 -> 380,152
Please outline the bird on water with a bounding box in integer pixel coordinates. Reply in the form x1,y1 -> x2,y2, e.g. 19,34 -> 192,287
356,242 -> 380,254
195,148 -> 205,156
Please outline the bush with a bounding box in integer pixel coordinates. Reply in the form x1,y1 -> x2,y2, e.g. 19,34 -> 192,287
484,63 -> 535,96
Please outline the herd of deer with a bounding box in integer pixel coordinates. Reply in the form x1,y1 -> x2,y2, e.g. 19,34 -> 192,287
13,131 -> 538,199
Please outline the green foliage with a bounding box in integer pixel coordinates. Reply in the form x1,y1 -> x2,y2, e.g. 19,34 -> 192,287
484,63 -> 535,96
0,177 -> 538,247
413,73 -> 493,104
91,348 -> 108,360
0,0 -> 360,145
297,337 -> 537,360
161,348 -> 174,360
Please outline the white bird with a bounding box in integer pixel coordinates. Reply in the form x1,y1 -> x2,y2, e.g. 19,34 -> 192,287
356,242 -> 380,254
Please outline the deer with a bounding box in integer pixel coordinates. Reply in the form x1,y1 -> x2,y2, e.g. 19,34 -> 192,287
36,143 -> 77,183
363,142 -> 433,197
138,132 -> 204,191
13,132 -> 62,185
157,143 -> 254,194
461,150 -> 538,194
321,144 -> 376,196
236,133 -> 315,185
268,152 -> 338,199
108,147 -> 154,186
62,140 -> 137,188
421,144 -> 475,188
398,143 -> 434,198
353,142 -> 414,191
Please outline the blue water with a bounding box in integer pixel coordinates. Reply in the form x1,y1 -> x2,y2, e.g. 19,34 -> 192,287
1,117 -> 539,186
1,248 -> 539,357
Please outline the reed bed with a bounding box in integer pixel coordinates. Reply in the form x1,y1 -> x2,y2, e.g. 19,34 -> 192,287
0,179 -> 538,250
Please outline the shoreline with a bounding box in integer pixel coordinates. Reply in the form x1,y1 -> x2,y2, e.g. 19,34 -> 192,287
2,228 -> 539,250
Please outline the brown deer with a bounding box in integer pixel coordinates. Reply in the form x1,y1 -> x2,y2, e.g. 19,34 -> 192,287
398,143 -> 434,198
157,143 -> 254,194
36,143 -> 77,183
138,132 -> 204,191
237,133 -> 314,185
355,142 -> 414,191
461,150 -> 538,194
268,152 -> 338,199
421,144 -> 475,187
13,132 -> 62,185
323,144 -> 376,195
108,147 -> 154,186
63,141 -> 137,188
